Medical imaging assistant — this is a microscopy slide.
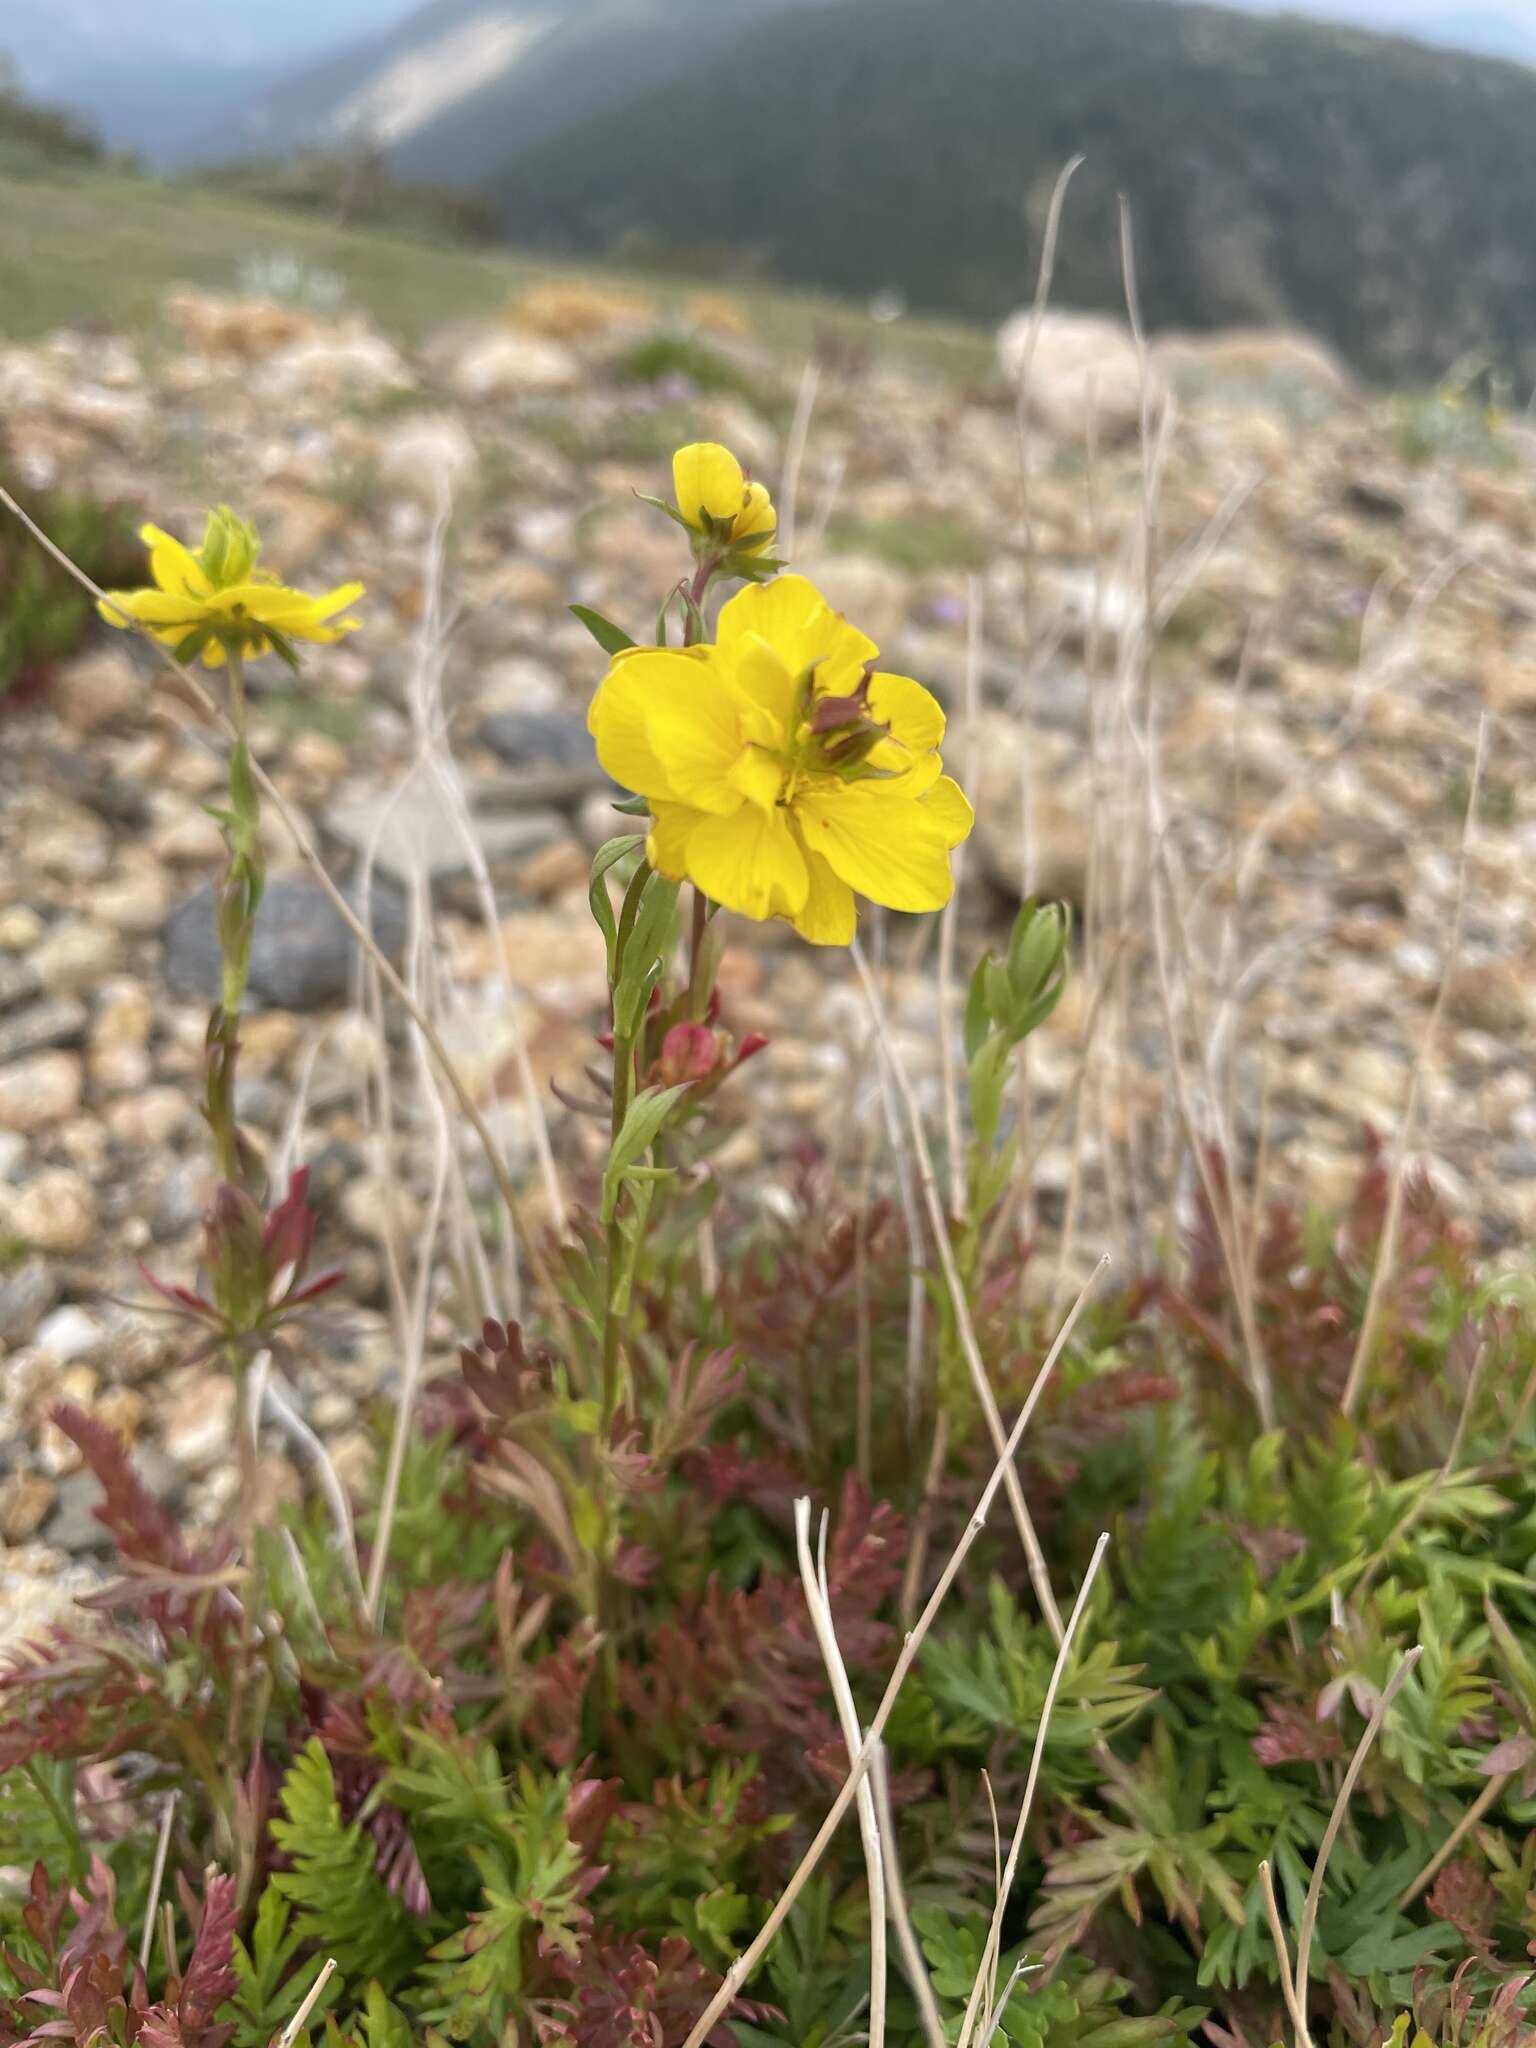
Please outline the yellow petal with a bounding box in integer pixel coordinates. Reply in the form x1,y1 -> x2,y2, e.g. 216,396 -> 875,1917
672,442 -> 746,528
725,743 -> 785,812
97,587 -> 208,628
141,524 -> 211,601
792,841 -> 858,945
794,782 -> 956,913
866,670 -> 945,754
646,802 -> 707,880
717,575 -> 877,696
684,806 -> 809,921
589,649 -> 750,814
731,631 -> 798,733
732,479 -> 776,545
921,774 -> 975,849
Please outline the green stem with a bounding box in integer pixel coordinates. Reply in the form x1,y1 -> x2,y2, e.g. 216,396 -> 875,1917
600,1028 -> 636,1426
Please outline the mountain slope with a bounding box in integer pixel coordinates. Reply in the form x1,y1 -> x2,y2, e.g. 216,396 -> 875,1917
198,0 -> 829,185
481,0 -> 1536,385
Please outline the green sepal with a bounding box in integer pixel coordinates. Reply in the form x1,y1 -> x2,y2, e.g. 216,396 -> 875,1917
610,793 -> 652,816
570,604 -> 638,657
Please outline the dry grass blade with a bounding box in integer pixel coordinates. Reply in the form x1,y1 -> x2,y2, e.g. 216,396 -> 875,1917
278,1957 -> 338,2048
1292,1646 -> 1423,2032
1341,715 -> 1487,1418
872,1747 -> 947,2048
1258,1860 -> 1308,2048
137,1790 -> 178,1972
956,1533 -> 1110,2048
796,1501 -> 887,2048
1397,1770 -> 1512,1911
852,937 -> 1077,1639
679,1260 -> 1107,2048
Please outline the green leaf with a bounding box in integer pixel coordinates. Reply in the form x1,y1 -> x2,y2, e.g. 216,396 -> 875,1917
602,1082 -> 692,1221
589,834 -> 646,980
569,604 -> 638,656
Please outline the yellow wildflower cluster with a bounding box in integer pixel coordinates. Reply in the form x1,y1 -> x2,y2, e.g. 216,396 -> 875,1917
100,506 -> 364,668
589,528 -> 973,945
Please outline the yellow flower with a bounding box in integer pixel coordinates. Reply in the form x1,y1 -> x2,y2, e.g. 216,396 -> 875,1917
588,574 -> 972,945
671,442 -> 776,557
98,506 -> 365,668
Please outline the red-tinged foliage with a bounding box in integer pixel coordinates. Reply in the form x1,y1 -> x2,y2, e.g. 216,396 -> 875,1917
1251,1697 -> 1346,1766
135,1874 -> 239,2048
619,1476 -> 904,1790
1160,1134 -> 1473,1418
536,1932 -> 773,2048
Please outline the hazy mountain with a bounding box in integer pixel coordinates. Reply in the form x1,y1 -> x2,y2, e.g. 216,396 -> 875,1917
185,0 -> 834,182
473,0 -> 1536,386
0,0 -> 422,159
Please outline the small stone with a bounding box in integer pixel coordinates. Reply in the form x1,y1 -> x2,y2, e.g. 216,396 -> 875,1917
0,1051 -> 84,1131
93,856 -> 172,937
340,1173 -> 420,1243
52,647 -> 142,731
0,1169 -> 97,1253
160,876 -> 409,1012
378,412 -> 479,505
0,955 -> 41,1011
0,997 -> 88,1062
480,656 -> 565,716
478,710 -> 599,771
579,791 -> 641,853
162,1374 -> 236,1474
326,780 -> 564,885
0,1258 -> 59,1343
513,836 -> 591,899
44,1471 -> 110,1553
32,920 -> 122,994
449,329 -> 580,400
33,1304 -> 105,1362
0,1471 -> 55,1544
106,1086 -> 192,1147
150,806 -> 228,866
0,907 -> 44,949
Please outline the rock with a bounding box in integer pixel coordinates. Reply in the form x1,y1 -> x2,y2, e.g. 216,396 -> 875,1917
579,791 -> 641,853
93,856 -> 172,936
478,710 -> 599,771
1151,326 -> 1354,400
260,329 -> 408,401
513,837 -> 591,899
32,920 -> 122,994
0,1169 -> 98,1253
0,998 -> 88,1062
996,309 -> 1161,441
105,1087 -> 192,1147
956,711 -> 1094,908
43,1471 -> 109,1554
160,876 -> 409,1011
449,330 -> 580,401
52,648 -> 142,731
479,656 -> 566,716
150,805 -> 228,866
378,413 -> 479,505
0,1051 -> 84,1131
340,1173 -> 421,1244
0,1258 -> 58,1344
326,778 -> 565,885
0,1471 -> 55,1544
33,1304 -> 105,1362
0,908 -> 44,950
162,1374 -> 236,1473
0,956 -> 42,1011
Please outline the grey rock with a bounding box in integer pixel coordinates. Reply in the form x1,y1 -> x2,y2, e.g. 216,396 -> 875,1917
0,956 -> 42,1013
45,1470 -> 110,1555
0,997 -> 89,1061
326,778 -> 564,885
161,877 -> 408,1011
0,1257 -> 59,1345
478,710 -> 597,772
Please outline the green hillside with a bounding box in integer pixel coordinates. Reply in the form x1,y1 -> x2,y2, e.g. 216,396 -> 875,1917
0,160 -> 991,383
484,0 -> 1536,385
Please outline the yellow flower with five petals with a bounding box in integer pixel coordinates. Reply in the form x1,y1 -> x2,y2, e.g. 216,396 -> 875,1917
588,574 -> 972,946
671,442 -> 776,557
99,506 -> 365,669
